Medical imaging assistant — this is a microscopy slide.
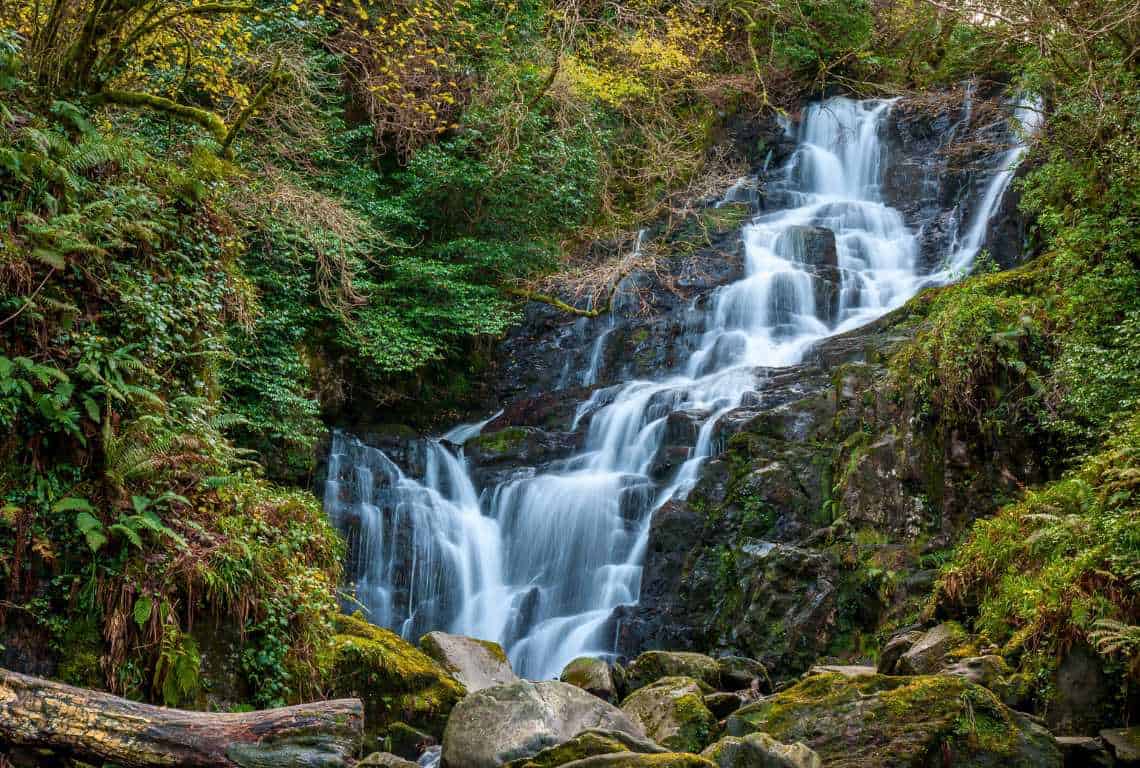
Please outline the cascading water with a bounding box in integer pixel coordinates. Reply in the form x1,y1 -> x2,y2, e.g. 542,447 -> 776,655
324,96 -> 1037,681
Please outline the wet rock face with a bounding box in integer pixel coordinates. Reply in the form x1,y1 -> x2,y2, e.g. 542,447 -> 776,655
881,88 -> 1035,271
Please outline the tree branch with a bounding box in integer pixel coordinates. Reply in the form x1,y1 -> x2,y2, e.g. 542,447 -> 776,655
95,90 -> 227,143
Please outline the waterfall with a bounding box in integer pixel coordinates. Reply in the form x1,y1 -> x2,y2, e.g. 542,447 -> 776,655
323,96 -> 1036,681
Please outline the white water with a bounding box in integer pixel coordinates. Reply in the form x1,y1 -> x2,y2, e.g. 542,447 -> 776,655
324,96 -> 1036,680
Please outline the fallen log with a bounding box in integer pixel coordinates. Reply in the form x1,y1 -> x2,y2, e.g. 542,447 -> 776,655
0,667 -> 362,767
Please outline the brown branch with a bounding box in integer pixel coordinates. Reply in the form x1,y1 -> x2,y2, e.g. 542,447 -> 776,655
221,53 -> 285,157
507,272 -> 629,318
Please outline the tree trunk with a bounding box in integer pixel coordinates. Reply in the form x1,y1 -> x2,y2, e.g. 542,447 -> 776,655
0,668 -> 363,768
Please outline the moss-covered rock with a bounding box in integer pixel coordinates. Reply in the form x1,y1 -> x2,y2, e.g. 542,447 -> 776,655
894,622 -> 967,675
561,657 -> 619,702
701,733 -> 822,768
443,680 -> 645,768
621,676 -> 718,753
503,729 -> 667,768
625,651 -> 722,692
359,753 -> 420,768
419,631 -> 517,692
556,755 -> 717,768
725,673 -> 1061,768
326,613 -> 465,744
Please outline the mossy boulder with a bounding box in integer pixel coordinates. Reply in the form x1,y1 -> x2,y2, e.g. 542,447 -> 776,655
625,651 -> 721,693
725,673 -> 1061,768
419,631 -> 517,692
1100,726 -> 1140,764
550,755 -> 717,768
894,622 -> 967,675
503,728 -> 667,768
701,733 -> 822,768
443,680 -> 645,768
327,613 -> 466,744
704,692 -> 748,719
562,657 -> 619,702
716,657 -> 767,692
359,753 -> 420,768
621,676 -> 718,753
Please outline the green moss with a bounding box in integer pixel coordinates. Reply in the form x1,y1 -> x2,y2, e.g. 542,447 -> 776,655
504,731 -> 633,768
471,427 -> 529,456
55,618 -> 104,689
326,612 -> 466,739
728,673 -> 1058,766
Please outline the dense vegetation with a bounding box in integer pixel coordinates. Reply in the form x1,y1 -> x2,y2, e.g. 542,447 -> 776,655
0,0 -> 1136,733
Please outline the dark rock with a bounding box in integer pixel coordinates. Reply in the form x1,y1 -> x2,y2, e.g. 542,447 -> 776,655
1050,644 -> 1114,736
894,622 -> 967,675
704,692 -> 749,719
1055,736 -> 1114,768
384,722 -> 437,761
716,656 -> 768,692
1100,727 -> 1140,765
876,629 -> 924,674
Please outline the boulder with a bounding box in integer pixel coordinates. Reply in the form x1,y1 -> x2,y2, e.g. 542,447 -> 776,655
562,657 -> 619,703
1101,727 -> 1140,765
384,721 -> 436,761
328,614 -> 465,743
542,755 -> 716,768
716,657 -> 767,692
1051,644 -> 1114,735
704,692 -> 748,719
876,629 -> 924,674
806,665 -> 875,678
419,631 -> 517,692
701,733 -> 822,768
502,729 -> 666,768
620,676 -> 718,753
625,651 -> 722,693
941,655 -> 1007,689
1055,736 -> 1113,768
359,753 -> 420,768
894,622 -> 967,675
442,680 -> 644,768
725,673 -> 1061,767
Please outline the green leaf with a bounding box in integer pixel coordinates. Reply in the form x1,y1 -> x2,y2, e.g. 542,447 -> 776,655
83,396 -> 100,422
131,495 -> 150,515
133,596 -> 153,629
54,497 -> 94,514
110,522 -> 143,549
75,511 -> 107,552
